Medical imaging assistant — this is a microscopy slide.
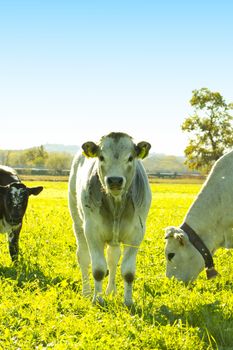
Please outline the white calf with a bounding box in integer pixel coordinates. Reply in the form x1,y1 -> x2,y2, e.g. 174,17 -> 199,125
68,132 -> 151,306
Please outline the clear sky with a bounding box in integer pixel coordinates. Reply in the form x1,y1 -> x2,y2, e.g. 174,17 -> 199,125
1,0 -> 233,155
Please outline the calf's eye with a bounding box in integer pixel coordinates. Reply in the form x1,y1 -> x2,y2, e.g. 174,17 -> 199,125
99,155 -> 105,161
128,156 -> 133,162
168,252 -> 175,261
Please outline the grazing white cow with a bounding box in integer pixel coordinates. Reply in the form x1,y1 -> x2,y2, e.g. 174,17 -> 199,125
68,132 -> 151,306
165,150 -> 233,282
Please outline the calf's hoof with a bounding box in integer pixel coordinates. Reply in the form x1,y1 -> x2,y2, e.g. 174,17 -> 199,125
106,284 -> 117,296
124,300 -> 135,313
124,299 -> 134,307
92,295 -> 106,307
82,288 -> 92,298
82,282 -> 91,297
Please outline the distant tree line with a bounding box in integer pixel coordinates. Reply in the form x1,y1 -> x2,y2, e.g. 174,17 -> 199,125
0,146 -> 73,173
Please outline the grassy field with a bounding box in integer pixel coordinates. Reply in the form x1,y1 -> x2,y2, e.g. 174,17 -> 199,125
0,181 -> 233,349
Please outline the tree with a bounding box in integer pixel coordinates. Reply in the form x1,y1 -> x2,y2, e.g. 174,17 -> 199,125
46,152 -> 72,174
25,146 -> 48,167
182,88 -> 233,172
0,150 -> 11,165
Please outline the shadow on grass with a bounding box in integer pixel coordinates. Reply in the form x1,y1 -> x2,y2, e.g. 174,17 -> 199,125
130,299 -> 233,349
0,262 -> 81,293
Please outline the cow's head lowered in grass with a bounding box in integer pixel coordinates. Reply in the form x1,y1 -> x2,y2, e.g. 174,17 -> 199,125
0,182 -> 43,226
82,132 -> 151,199
165,226 -> 205,282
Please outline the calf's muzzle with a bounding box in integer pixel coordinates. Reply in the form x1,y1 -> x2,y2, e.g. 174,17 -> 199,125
107,176 -> 124,189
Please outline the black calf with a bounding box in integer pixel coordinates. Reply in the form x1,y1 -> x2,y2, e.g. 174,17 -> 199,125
0,166 -> 43,262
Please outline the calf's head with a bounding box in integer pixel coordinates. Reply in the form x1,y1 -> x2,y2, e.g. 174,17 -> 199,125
82,132 -> 151,198
165,226 -> 205,282
0,182 -> 43,225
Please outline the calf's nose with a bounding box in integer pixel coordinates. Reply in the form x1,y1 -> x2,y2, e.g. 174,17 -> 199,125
107,176 -> 124,188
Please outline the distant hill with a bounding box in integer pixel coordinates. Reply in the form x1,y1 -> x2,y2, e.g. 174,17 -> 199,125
142,153 -> 190,173
44,144 -> 80,155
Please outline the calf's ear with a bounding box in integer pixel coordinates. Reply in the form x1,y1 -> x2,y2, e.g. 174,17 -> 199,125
165,226 -> 188,246
82,142 -> 99,158
28,186 -> 43,196
135,141 -> 151,159
174,233 -> 186,246
165,226 -> 176,239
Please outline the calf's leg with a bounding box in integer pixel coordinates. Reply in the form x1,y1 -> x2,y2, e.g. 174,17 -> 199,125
76,229 -> 91,297
69,180 -> 91,295
72,217 -> 91,296
121,246 -> 139,307
87,238 -> 107,305
106,245 -> 121,296
8,226 -> 21,262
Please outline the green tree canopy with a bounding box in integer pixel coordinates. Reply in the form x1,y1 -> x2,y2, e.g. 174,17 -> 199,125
24,146 -> 48,167
45,152 -> 72,174
182,88 -> 233,172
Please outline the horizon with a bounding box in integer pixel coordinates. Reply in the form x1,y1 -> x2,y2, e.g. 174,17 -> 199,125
0,142 -> 185,158
1,1 -> 233,155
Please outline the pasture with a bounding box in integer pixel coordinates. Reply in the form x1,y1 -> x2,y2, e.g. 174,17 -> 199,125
0,181 -> 232,349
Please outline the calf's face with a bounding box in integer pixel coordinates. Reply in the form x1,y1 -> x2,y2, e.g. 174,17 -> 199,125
82,133 -> 151,198
0,183 -> 43,225
165,226 -> 204,282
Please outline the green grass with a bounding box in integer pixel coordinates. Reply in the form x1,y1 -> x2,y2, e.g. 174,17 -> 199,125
0,181 -> 232,349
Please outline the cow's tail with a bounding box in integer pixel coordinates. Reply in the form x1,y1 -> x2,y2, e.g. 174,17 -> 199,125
68,154 -> 80,218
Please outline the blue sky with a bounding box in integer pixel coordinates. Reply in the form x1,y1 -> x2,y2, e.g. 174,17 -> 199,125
1,0 -> 233,155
